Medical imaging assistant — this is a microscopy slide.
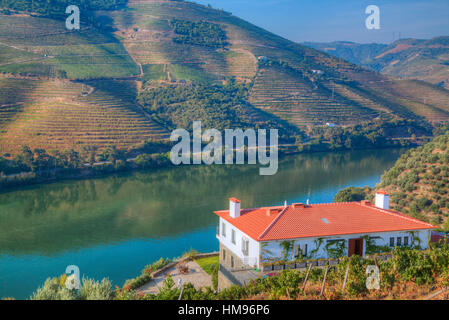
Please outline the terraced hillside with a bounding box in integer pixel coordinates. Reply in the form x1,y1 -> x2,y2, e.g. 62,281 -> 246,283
334,66 -> 449,123
102,1 -> 253,82
0,76 -> 169,154
101,0 -> 449,127
0,0 -> 449,155
0,14 -> 139,79
249,64 -> 379,127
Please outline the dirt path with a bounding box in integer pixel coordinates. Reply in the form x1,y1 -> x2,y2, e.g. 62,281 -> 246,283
421,287 -> 449,300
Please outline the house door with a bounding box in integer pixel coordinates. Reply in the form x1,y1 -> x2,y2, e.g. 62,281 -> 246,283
348,238 -> 364,257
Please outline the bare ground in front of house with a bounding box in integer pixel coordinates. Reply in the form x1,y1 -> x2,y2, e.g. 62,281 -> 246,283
138,260 -> 212,294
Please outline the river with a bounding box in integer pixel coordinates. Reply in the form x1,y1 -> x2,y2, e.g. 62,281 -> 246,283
0,148 -> 407,299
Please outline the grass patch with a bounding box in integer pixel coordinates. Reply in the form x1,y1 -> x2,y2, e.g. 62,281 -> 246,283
143,64 -> 167,82
195,255 -> 219,275
195,255 -> 219,290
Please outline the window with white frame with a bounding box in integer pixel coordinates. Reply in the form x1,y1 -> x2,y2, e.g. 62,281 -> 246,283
294,244 -> 300,258
231,229 -> 236,245
302,244 -> 308,257
241,237 -> 249,256
221,222 -> 226,237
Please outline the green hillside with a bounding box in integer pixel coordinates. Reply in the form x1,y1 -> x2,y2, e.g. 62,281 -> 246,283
376,131 -> 449,230
0,14 -> 139,79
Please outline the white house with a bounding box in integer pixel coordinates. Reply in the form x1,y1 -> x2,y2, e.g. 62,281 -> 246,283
214,192 -> 436,274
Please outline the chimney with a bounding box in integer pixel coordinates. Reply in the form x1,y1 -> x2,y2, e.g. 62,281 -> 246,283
229,198 -> 241,218
375,191 -> 390,210
266,208 -> 280,216
361,200 -> 372,206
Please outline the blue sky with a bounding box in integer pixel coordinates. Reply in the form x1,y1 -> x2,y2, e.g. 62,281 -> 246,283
194,0 -> 449,44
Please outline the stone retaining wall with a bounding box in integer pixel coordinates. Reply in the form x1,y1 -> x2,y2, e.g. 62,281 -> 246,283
260,253 -> 394,272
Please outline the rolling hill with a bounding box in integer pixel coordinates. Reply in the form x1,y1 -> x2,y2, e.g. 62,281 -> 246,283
0,0 -> 449,156
305,37 -> 449,90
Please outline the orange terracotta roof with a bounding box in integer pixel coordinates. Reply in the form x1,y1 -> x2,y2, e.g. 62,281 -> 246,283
229,197 -> 241,203
214,202 -> 437,241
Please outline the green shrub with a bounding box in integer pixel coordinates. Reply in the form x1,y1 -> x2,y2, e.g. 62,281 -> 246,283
334,186 -> 372,203
169,18 -> 228,48
440,269 -> 449,288
345,255 -> 369,297
393,248 -> 434,285
30,277 -> 78,300
211,264 -> 219,290
124,257 -> 173,290
79,277 -> 114,300
30,275 -> 113,300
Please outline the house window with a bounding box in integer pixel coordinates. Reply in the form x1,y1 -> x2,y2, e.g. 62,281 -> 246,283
397,237 -> 402,246
390,237 -> 395,247
302,244 -> 308,257
404,236 -> 409,246
241,237 -> 249,256
231,229 -> 236,245
221,222 -> 226,237
294,244 -> 300,258
222,248 -> 226,261
231,256 -> 234,268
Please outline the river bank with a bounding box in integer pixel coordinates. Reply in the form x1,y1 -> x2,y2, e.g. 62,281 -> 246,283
0,148 -> 409,299
0,142 -> 415,193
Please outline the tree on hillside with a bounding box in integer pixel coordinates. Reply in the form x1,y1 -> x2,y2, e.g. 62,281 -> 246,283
334,186 -> 372,203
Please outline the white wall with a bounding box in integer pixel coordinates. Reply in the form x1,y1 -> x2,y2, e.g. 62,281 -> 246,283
261,229 -> 432,262
217,217 -> 260,267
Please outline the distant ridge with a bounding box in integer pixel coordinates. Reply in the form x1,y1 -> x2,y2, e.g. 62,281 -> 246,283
304,36 -> 449,89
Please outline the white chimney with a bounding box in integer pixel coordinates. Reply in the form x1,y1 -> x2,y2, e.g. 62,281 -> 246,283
229,198 -> 241,218
375,191 -> 390,210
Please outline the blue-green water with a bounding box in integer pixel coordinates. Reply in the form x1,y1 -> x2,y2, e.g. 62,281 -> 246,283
0,148 -> 407,299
